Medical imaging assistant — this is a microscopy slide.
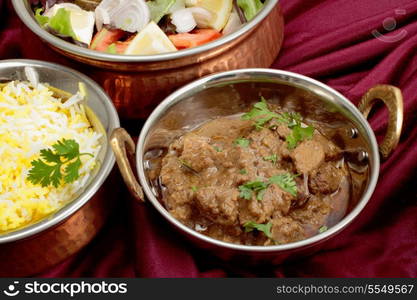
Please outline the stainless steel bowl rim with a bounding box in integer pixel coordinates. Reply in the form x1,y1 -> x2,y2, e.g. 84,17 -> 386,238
136,68 -> 380,253
0,59 -> 120,244
12,0 -> 279,63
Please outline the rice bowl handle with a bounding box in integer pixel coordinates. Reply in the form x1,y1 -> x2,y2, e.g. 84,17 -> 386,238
110,128 -> 144,203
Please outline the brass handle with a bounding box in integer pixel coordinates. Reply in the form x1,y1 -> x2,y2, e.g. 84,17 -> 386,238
358,85 -> 404,159
110,128 -> 144,202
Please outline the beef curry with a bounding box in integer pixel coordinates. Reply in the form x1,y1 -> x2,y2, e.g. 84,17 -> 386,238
148,98 -> 366,246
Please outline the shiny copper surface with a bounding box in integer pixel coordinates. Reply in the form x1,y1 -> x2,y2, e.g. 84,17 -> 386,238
0,183 -> 113,277
46,5 -> 284,119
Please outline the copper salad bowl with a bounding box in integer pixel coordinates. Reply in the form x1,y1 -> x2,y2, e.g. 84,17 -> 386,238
111,68 -> 403,263
0,59 -> 120,277
12,0 -> 284,119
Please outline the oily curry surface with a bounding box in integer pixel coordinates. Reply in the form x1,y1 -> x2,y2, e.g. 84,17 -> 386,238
151,100 -> 362,246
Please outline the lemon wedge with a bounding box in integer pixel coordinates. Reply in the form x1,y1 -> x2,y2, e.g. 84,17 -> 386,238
190,0 -> 233,31
124,21 -> 178,55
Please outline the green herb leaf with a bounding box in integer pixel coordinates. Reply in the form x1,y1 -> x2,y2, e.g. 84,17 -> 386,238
27,139 -> 93,188
178,159 -> 199,175
213,146 -> 223,152
64,157 -> 81,184
276,112 -> 303,128
238,185 -> 253,200
286,125 -> 315,150
239,169 -> 248,175
178,159 -> 192,169
52,138 -> 80,160
191,186 -> 199,192
27,159 -> 62,188
319,225 -> 328,233
234,137 -> 250,148
40,149 -> 61,164
263,154 -> 278,164
238,180 -> 269,200
243,221 -> 273,239
269,173 -> 298,196
242,97 -> 280,130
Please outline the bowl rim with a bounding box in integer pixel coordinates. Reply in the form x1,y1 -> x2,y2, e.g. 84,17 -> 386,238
136,68 -> 380,253
12,0 -> 279,63
0,59 -> 120,244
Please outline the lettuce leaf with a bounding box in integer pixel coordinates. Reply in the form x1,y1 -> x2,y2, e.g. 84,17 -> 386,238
48,8 -> 77,39
35,8 -> 49,26
34,7 -> 77,40
147,0 -> 176,23
237,0 -> 264,21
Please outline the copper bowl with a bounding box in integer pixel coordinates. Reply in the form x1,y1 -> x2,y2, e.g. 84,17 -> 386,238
12,0 -> 284,120
110,69 -> 404,264
0,59 -> 120,277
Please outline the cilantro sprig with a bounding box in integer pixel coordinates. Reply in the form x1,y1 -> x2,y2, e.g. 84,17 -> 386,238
285,123 -> 315,150
269,173 -> 299,197
263,154 -> 278,164
242,98 -> 315,149
239,180 -> 269,201
242,97 -> 281,130
243,221 -> 273,239
234,137 -> 250,148
238,172 -> 298,200
27,139 -> 93,188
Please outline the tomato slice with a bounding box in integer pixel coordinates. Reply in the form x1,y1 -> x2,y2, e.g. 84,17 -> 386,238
168,29 -> 222,49
90,28 -> 126,52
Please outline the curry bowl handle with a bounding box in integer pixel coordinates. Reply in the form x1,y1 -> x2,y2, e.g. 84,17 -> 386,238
358,85 -> 404,159
110,128 -> 145,203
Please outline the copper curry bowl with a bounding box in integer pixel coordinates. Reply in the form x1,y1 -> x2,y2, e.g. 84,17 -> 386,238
13,0 -> 284,119
111,69 -> 403,263
0,59 -> 120,277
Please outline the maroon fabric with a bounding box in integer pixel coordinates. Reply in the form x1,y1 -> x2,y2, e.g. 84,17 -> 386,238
1,0 -> 417,277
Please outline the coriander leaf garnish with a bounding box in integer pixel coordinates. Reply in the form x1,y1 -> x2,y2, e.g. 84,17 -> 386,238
234,137 -> 250,148
243,221 -> 273,239
241,97 -> 280,130
286,125 -> 315,150
64,157 -> 82,183
52,138 -> 80,160
191,186 -> 199,192
238,180 -> 269,200
239,173 -> 298,200
242,97 -> 315,148
276,112 -> 303,128
319,225 -> 328,233
263,154 -> 278,164
213,146 -> 223,152
269,173 -> 298,196
239,169 -> 248,175
27,138 -> 93,188
238,185 -> 253,200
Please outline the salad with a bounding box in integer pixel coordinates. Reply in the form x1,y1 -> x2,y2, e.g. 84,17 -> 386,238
32,0 -> 266,55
